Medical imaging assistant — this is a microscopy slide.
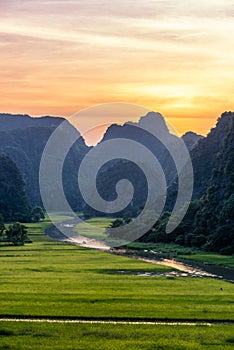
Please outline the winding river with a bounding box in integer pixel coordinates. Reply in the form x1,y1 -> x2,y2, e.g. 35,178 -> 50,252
45,223 -> 234,283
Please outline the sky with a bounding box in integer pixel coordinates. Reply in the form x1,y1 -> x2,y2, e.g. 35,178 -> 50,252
0,0 -> 234,138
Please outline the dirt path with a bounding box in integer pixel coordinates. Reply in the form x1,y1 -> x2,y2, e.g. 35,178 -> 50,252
46,223 -> 110,250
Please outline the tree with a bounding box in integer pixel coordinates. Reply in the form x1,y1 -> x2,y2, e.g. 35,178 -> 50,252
0,155 -> 31,222
0,214 -> 5,235
0,214 -> 5,243
31,206 -> 45,222
6,222 -> 29,246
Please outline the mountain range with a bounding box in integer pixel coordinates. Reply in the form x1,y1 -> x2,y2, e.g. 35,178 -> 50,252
0,110 -> 233,253
0,112 -> 200,211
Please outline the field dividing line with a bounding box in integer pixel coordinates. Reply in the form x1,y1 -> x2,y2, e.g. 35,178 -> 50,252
0,318 -> 216,326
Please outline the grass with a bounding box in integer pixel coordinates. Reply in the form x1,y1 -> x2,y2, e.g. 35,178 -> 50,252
75,217 -> 114,241
60,216 -> 234,268
179,253 -> 234,268
0,220 -> 233,321
0,322 -> 234,350
0,218 -> 234,349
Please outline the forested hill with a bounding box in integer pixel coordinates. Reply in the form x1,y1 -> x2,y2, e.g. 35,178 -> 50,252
141,111 -> 234,254
190,111 -> 234,200
191,111 -> 234,252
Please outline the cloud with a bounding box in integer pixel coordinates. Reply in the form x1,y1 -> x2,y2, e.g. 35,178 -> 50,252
0,0 -> 233,137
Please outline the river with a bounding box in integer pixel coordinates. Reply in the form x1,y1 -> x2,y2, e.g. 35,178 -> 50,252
45,223 -> 234,283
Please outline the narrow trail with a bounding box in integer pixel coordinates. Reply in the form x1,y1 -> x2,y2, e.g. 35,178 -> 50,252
0,317 -> 233,326
45,223 -> 110,250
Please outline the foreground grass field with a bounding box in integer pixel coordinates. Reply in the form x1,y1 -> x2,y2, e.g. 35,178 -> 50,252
0,218 -> 233,349
0,218 -> 233,320
0,322 -> 234,350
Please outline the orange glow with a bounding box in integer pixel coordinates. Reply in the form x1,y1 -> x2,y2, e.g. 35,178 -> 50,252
0,1 -> 233,138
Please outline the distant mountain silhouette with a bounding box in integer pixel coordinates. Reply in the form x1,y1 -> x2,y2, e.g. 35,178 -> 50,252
0,114 -> 89,208
101,111 -> 174,141
84,111 -> 197,217
0,113 -> 64,131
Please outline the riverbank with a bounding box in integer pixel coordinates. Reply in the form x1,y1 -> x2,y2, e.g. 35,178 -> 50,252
45,223 -> 234,283
113,247 -> 234,283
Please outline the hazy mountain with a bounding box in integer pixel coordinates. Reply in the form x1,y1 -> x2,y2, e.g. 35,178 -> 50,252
0,111 -> 203,216
0,114 -> 89,209
84,112 -> 184,217
0,113 -> 64,131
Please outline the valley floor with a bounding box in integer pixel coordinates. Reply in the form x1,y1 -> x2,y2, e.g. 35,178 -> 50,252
0,217 -> 233,349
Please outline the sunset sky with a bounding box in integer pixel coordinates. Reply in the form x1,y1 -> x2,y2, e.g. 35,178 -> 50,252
0,0 -> 233,137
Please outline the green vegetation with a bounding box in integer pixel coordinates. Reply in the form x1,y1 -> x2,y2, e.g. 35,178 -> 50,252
180,253 -> 234,268
0,155 -> 31,222
1,112 -> 233,255
0,322 -> 234,350
0,216 -> 30,246
75,217 -> 115,240
0,219 -> 234,349
31,206 -> 45,222
140,112 -> 234,254
0,220 -> 233,321
5,222 -> 30,246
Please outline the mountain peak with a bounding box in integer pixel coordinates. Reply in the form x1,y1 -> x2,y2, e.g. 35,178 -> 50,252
127,111 -> 170,136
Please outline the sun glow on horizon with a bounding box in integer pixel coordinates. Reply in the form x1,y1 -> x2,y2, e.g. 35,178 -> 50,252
0,0 -> 233,136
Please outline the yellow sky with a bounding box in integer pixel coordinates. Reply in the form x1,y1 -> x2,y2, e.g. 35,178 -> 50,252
0,0 -> 233,137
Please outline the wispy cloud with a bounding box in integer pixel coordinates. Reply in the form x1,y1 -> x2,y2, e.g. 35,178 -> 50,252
0,0 -> 233,135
